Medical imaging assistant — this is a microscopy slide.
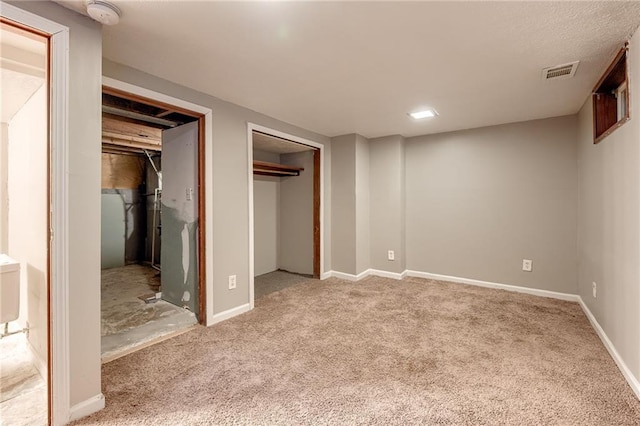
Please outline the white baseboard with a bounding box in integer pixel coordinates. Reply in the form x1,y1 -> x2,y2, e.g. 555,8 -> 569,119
405,270 -> 580,302
69,393 -> 105,422
329,269 -> 371,281
209,303 -> 251,325
369,269 -> 407,280
329,269 -> 407,281
320,271 -> 332,280
578,298 -> 640,400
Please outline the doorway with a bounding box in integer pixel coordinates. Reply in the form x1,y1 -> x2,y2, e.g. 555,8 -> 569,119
99,87 -> 206,361
249,126 -> 323,306
0,19 -> 49,426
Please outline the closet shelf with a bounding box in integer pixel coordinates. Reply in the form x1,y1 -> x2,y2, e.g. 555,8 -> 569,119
253,160 -> 304,177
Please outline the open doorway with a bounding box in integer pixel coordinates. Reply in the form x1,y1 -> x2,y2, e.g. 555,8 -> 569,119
250,129 -> 322,302
0,20 -> 49,426
99,88 -> 205,361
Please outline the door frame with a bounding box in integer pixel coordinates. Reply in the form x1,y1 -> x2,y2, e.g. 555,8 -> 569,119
247,123 -> 325,309
102,77 -> 214,325
1,2 -> 69,424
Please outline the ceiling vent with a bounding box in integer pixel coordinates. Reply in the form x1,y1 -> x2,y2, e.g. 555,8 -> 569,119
542,61 -> 580,81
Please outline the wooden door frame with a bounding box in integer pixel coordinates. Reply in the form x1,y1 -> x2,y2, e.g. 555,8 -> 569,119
247,123 -> 325,309
102,79 -> 213,325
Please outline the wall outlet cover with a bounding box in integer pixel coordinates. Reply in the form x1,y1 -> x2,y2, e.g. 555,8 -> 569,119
522,259 -> 533,272
388,250 -> 395,261
229,274 -> 237,290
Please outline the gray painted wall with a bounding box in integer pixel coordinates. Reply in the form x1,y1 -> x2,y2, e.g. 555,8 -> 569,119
355,135 -> 370,274
253,176 -> 279,276
369,135 -> 406,273
331,134 -> 357,274
406,116 -> 579,294
103,59 -> 332,315
253,149 -> 280,276
280,151 -> 314,275
577,27 -> 640,384
10,0 -> 104,408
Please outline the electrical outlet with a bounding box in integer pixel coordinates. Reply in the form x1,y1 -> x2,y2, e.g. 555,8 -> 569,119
388,250 -> 395,261
592,281 -> 597,298
186,187 -> 193,201
522,259 -> 532,272
228,274 -> 236,290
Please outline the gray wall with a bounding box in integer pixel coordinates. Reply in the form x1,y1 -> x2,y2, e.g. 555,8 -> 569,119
10,0 -> 104,408
103,60 -> 332,315
405,116 -> 579,294
253,148 -> 281,276
279,150 -> 314,275
369,135 -> 406,273
331,134 -> 357,274
577,27 -> 640,384
355,135 -> 370,274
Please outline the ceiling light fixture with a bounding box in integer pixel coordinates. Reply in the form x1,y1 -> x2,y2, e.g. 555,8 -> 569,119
409,109 -> 438,120
87,1 -> 121,26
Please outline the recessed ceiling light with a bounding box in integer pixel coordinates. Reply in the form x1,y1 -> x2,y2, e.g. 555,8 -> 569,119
409,109 -> 438,119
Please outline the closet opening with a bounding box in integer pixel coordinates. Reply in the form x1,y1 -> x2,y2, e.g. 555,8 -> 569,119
251,129 -> 321,302
100,88 -> 205,361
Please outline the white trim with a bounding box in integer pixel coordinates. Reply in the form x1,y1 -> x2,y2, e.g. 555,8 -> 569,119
329,269 -> 371,281
247,123 -> 325,310
320,271 -> 332,280
69,394 -> 105,422
210,303 -> 251,325
102,77 -> 216,327
405,270 -> 580,302
1,2 -> 71,424
369,269 -> 407,280
578,298 -> 640,399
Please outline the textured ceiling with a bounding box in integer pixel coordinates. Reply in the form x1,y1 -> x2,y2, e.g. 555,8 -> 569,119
56,1 -> 640,138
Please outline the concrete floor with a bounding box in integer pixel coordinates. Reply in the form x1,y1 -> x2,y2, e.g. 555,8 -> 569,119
101,264 -> 197,362
0,330 -> 47,426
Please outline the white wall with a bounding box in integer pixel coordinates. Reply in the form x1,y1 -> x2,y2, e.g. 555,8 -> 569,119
0,123 -> 8,253
279,150 -> 314,275
9,0 -> 104,410
577,28 -> 640,386
406,116 -> 579,294
7,84 -> 48,372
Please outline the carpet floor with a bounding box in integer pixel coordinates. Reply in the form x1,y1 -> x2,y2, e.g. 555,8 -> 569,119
254,270 -> 314,300
74,276 -> 640,425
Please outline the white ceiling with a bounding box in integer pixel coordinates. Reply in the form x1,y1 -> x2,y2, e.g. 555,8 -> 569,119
56,1 -> 640,138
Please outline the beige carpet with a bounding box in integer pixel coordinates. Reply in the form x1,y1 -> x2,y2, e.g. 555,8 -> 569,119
74,276 -> 640,425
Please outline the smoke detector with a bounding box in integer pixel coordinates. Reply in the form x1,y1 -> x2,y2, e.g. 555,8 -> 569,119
86,1 -> 121,25
542,61 -> 580,81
